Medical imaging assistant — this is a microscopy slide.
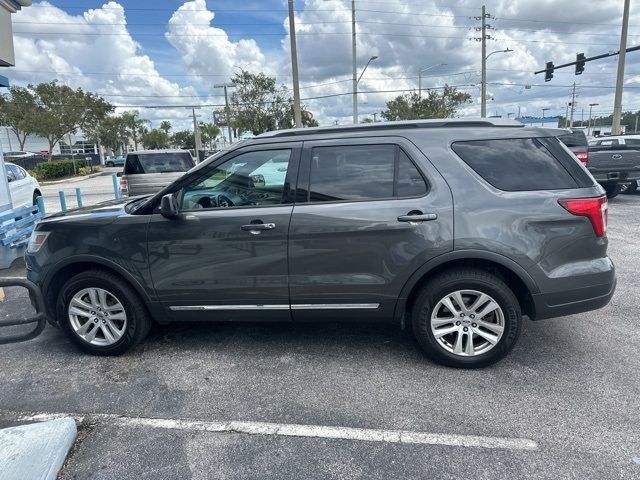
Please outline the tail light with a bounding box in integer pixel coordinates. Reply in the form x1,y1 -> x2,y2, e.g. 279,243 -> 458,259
558,195 -> 608,237
119,177 -> 128,197
574,151 -> 589,166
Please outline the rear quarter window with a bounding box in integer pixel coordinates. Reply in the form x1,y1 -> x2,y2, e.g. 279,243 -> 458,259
451,138 -> 579,191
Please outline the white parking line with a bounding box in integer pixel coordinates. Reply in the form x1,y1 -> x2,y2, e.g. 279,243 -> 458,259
2,410 -> 538,451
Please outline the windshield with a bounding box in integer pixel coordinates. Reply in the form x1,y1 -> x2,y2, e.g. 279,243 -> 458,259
125,152 -> 195,174
557,129 -> 587,148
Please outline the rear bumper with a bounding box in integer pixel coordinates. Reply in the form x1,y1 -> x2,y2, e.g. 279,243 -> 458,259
591,171 -> 640,183
531,274 -> 616,320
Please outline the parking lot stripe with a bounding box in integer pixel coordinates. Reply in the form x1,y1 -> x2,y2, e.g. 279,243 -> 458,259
3,411 -> 538,451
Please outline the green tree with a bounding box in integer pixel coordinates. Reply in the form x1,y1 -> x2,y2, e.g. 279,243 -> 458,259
381,85 -> 471,121
142,128 -> 170,149
120,110 -> 148,150
199,122 -> 220,149
171,130 -> 195,149
98,115 -> 129,154
0,86 -> 39,151
159,120 -> 172,134
29,81 -> 113,160
226,70 -> 316,135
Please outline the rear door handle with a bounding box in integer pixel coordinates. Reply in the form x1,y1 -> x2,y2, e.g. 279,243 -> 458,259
397,213 -> 438,222
241,223 -> 276,234
612,154 -> 622,160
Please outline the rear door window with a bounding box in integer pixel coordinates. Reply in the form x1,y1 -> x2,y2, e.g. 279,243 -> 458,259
451,138 -> 579,191
306,144 -> 427,202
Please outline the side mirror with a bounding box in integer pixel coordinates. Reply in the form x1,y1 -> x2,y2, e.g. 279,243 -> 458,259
160,193 -> 179,218
116,171 -> 123,177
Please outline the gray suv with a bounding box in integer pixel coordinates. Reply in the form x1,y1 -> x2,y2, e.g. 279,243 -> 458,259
25,119 -> 616,368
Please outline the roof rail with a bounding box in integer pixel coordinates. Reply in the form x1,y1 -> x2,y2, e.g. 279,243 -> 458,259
256,118 -> 523,138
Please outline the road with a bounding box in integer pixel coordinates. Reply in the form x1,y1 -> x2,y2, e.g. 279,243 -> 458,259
0,194 -> 638,479
39,167 -> 121,214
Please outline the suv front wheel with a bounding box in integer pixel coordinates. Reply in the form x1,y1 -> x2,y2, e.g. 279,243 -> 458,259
412,268 -> 522,368
57,270 -> 151,355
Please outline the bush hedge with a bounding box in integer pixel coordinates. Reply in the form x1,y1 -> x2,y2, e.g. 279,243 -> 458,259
31,159 -> 87,180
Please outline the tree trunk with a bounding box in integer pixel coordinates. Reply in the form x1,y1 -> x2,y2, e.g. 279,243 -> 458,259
47,139 -> 55,161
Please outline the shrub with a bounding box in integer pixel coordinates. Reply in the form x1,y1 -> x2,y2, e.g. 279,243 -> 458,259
32,159 -> 87,180
78,166 -> 100,176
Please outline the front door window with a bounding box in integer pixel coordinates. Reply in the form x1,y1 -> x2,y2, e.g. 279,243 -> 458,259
182,149 -> 292,210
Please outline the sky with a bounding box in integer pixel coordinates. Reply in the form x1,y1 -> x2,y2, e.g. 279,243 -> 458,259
4,0 -> 640,128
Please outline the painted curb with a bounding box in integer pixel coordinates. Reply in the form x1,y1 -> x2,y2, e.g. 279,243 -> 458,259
0,417 -> 77,480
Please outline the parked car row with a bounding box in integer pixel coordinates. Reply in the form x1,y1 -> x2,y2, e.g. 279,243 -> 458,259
26,119 -> 615,368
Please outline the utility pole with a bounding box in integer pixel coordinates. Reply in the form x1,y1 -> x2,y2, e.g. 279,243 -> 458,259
214,83 -> 235,144
565,103 -> 569,127
351,0 -> 358,124
588,103 -> 598,136
569,82 -> 576,127
481,5 -> 487,118
635,115 -> 638,133
612,0 -> 630,135
373,112 -> 377,122
288,0 -> 302,128
192,107 -> 202,161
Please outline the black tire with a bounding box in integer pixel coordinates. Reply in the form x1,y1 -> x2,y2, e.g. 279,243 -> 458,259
412,268 -> 522,368
622,181 -> 638,194
603,183 -> 622,199
57,269 -> 152,355
32,190 -> 41,206
106,161 -> 114,167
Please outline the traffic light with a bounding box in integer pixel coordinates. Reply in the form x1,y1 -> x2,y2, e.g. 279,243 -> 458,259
545,62 -> 554,82
575,53 -> 586,75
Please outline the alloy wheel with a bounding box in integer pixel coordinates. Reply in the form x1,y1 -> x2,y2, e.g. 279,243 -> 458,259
430,289 -> 505,356
68,288 -> 127,346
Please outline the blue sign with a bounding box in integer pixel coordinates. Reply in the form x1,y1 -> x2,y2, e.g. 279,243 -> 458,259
0,75 -> 9,88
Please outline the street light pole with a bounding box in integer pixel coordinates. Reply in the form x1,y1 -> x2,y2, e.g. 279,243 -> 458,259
192,107 -> 202,161
288,0 -> 302,128
541,107 -> 550,126
354,55 -> 378,124
481,48 -> 513,118
588,103 -> 598,136
612,0 -> 630,135
351,0 -> 358,124
481,5 -> 487,118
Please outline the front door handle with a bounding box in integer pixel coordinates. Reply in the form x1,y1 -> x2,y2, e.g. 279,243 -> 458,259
612,154 -> 622,160
241,222 -> 276,234
397,213 -> 438,222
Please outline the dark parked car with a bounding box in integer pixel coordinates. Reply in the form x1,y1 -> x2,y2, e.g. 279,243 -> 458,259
119,150 -> 195,197
26,119 -> 615,368
587,136 -> 640,196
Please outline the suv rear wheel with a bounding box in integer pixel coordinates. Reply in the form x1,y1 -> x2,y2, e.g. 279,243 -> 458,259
412,268 -> 522,368
57,270 -> 151,355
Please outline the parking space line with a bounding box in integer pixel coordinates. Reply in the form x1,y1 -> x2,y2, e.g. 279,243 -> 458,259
1,410 -> 538,451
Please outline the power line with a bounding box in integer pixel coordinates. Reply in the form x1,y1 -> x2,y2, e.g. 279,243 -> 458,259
12,30 -> 623,46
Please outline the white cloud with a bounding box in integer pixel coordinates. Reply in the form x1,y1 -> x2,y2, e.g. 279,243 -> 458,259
8,1 -> 201,128
5,0 -> 640,127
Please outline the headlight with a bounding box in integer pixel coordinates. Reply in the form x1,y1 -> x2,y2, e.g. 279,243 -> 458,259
27,231 -> 50,253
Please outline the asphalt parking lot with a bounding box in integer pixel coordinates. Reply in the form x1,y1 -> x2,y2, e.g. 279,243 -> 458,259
0,194 -> 639,479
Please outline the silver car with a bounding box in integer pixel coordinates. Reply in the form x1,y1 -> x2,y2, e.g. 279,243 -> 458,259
119,150 -> 195,197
